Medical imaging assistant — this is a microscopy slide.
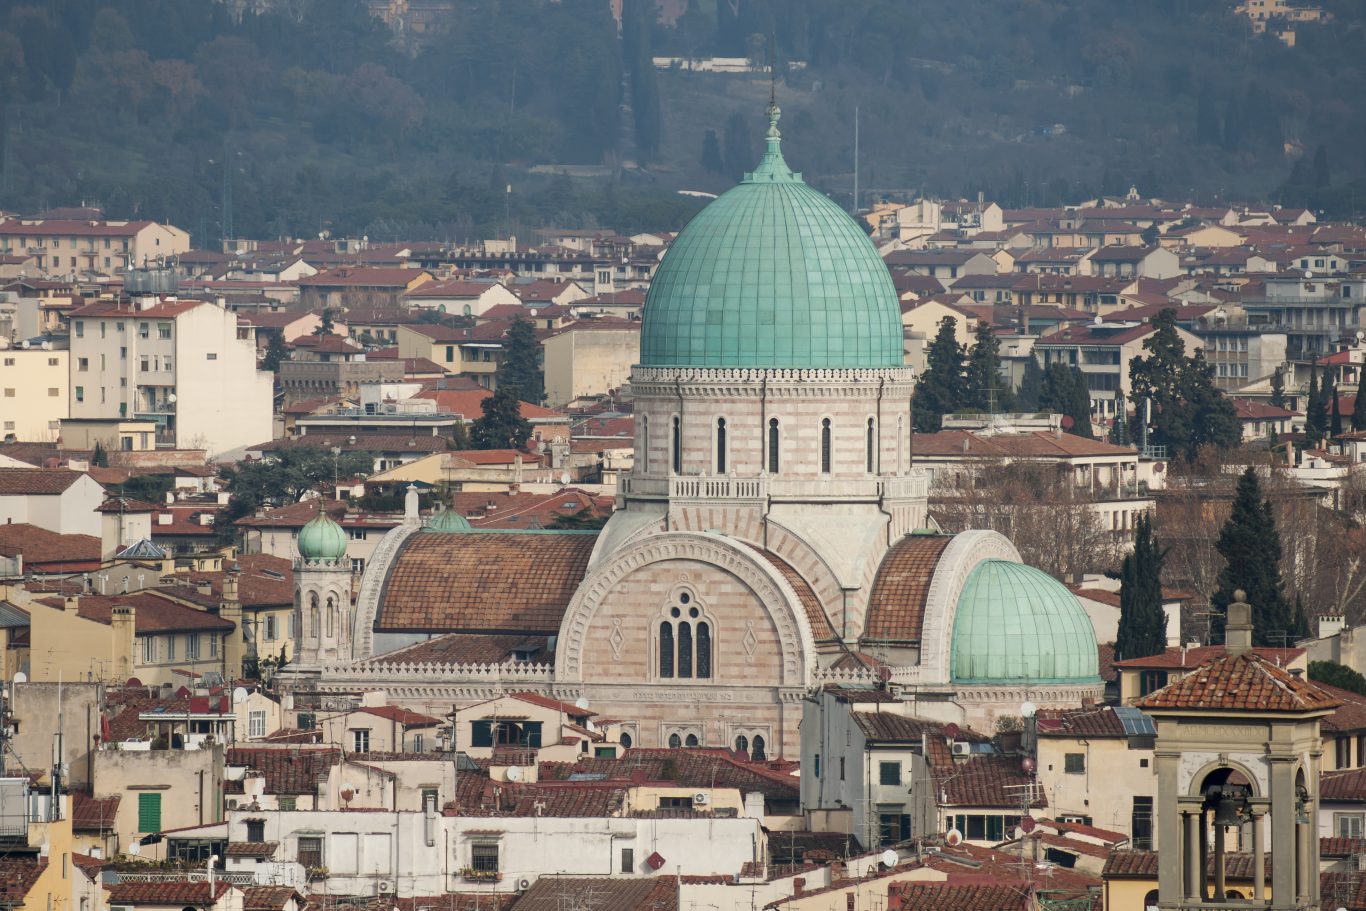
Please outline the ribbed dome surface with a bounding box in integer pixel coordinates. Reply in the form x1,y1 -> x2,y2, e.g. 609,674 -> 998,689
951,560 -> 1101,684
297,510 -> 348,563
639,104 -> 903,369
424,506 -> 472,533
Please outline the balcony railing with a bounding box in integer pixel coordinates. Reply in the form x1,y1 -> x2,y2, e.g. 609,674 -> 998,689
620,473 -> 928,501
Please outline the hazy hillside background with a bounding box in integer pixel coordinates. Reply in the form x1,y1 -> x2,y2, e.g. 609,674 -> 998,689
1,0 -> 1363,243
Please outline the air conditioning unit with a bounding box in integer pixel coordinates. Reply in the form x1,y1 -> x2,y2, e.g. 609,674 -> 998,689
951,742 -> 972,757
517,878 -> 532,891
692,792 -> 709,805
376,881 -> 393,894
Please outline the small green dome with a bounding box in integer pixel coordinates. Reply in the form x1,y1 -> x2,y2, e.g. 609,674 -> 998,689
424,506 -> 471,533
298,510 -> 348,563
951,560 -> 1101,684
639,103 -> 903,369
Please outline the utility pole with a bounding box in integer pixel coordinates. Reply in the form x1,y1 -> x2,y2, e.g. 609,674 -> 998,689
852,105 -> 860,217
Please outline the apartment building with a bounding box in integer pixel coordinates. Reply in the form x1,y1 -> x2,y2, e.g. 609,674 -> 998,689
67,297 -> 272,458
0,342 -> 68,440
0,218 -> 190,278
1034,320 -> 1206,419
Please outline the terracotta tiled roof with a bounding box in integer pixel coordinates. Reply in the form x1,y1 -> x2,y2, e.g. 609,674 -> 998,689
1103,850 -> 1260,880
1041,818 -> 1128,843
1323,767 -> 1366,802
300,267 -> 428,288
892,883 -> 1030,911
226,842 -> 280,859
0,467 -> 87,494
1135,652 -> 1339,713
757,549 -> 835,640
539,749 -> 799,800
0,524 -> 102,569
36,592 -> 234,634
71,793 -> 119,832
0,857 -> 45,904
1113,645 -> 1302,670
448,776 -> 625,818
912,430 -> 1136,458
414,386 -> 564,421
353,705 -> 442,726
513,876 -> 677,911
184,553 -> 294,609
97,495 -> 158,513
1097,643 -> 1118,683
863,535 -> 953,642
509,692 -> 596,717
934,751 -> 1046,809
1321,870 -> 1366,911
852,712 -> 983,744
251,434 -> 449,454
1231,398 -> 1299,420
225,747 -> 341,795
1321,836 -> 1366,858
1035,706 -> 1129,738
241,886 -> 301,911
107,881 -> 232,904
1319,682 -> 1366,734
375,531 -> 597,634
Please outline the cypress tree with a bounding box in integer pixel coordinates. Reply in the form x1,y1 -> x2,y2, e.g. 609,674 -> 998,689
1040,364 -> 1094,438
1305,364 -> 1325,446
496,316 -> 544,404
1017,357 -> 1044,411
1128,309 -> 1239,460
1354,365 -> 1366,432
700,129 -> 724,173
1210,467 -> 1293,647
913,317 -> 965,432
1116,513 -> 1167,660
471,384 -> 532,450
1291,595 -> 1310,641
963,321 -> 1013,412
1270,366 -> 1286,410
1332,383 -> 1344,439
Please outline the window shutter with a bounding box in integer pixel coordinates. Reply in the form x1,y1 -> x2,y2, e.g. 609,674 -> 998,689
470,720 -> 493,748
138,793 -> 161,833
525,722 -> 542,749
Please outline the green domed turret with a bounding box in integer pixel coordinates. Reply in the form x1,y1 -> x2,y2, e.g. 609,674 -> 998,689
425,505 -> 472,533
298,509 -> 348,564
639,101 -> 902,369
951,560 -> 1100,684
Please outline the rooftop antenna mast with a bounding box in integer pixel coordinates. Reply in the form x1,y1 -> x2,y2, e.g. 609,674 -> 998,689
853,104 -> 860,217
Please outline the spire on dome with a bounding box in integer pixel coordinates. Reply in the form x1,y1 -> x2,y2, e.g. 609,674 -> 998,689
747,97 -> 796,183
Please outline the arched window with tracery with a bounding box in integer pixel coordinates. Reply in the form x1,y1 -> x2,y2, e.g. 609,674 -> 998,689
619,732 -> 632,749
657,590 -> 712,680
821,418 -> 832,474
751,734 -> 767,761
715,418 -> 727,474
671,416 -> 682,474
684,733 -> 699,747
768,418 -> 780,474
668,733 -> 682,748
308,593 -> 320,639
325,596 -> 336,638
735,735 -> 749,758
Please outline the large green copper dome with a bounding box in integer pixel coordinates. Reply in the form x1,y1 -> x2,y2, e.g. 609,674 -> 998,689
639,103 -> 903,369
298,509 -> 348,564
951,560 -> 1101,685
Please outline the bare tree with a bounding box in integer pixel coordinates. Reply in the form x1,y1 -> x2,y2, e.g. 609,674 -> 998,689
929,460 -> 1126,581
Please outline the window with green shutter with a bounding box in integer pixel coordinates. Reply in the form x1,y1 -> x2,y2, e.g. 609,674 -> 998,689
470,720 -> 493,748
138,793 -> 162,833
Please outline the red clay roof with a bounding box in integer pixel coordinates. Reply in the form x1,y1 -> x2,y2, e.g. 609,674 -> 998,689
1136,652 -> 1340,713
226,747 -> 342,795
757,549 -> 835,641
36,592 -> 234,634
863,535 -> 953,642
513,876 -> 677,911
0,857 -> 46,904
1113,644 -> 1303,670
912,430 -> 1135,458
375,532 -> 597,634
107,881 -> 232,904
71,793 -> 120,832
0,468 -> 88,494
353,705 -> 442,726
0,524 -> 102,569
892,883 -> 1029,911
1323,767 -> 1366,802
1035,706 -> 1130,738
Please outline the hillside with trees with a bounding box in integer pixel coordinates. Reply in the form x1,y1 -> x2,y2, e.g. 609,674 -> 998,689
3,0 -> 1365,242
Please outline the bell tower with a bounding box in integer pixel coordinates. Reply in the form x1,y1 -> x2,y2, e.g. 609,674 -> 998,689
291,507 -> 353,670
1138,591 -> 1339,910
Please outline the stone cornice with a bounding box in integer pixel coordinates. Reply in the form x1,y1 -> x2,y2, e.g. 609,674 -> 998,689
629,366 -> 916,399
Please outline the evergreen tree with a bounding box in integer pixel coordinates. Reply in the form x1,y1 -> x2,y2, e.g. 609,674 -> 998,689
495,317 -> 544,404
1291,595 -> 1310,641
1355,366 -> 1366,433
262,331 -> 289,372
1332,383 -> 1344,439
1196,86 -> 1220,145
1269,366 -> 1286,410
91,441 -> 108,468
913,317 -> 965,432
963,321 -> 1013,412
1220,93 -> 1242,152
470,385 -> 532,450
1305,364 -> 1326,446
1210,467 -> 1293,647
1115,513 -> 1167,660
1017,357 -> 1044,411
622,0 -> 661,161
1110,413 -> 1131,446
1128,310 -> 1240,461
1039,363 -> 1094,438
700,129 -> 724,173
1310,660 -> 1366,695
315,308 -> 335,336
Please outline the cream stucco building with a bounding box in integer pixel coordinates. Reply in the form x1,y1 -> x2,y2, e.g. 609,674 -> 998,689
0,343 -> 67,441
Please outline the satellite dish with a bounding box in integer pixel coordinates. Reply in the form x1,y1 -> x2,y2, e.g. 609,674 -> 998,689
944,723 -> 961,740
167,393 -> 177,404
505,766 -> 523,782
1020,701 -> 1038,719
880,849 -> 898,868
128,841 -> 140,856
1020,816 -> 1037,834
232,687 -> 249,705
11,672 -> 25,684
560,472 -> 571,485
574,696 -> 590,711
1021,756 -> 1037,774
945,829 -> 963,847
1305,270 -> 1314,280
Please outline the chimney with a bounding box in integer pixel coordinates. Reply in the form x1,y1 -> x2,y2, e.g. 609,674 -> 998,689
63,594 -> 80,613
220,571 -> 245,680
112,604 -> 136,680
1225,589 -> 1254,657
